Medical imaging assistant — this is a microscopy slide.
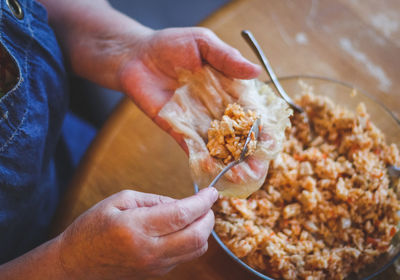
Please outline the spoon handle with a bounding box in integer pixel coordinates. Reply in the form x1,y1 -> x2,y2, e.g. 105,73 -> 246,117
388,165 -> 400,178
241,30 -> 303,114
208,161 -> 238,188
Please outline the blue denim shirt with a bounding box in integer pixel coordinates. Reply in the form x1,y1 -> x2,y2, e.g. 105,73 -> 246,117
0,0 -> 73,263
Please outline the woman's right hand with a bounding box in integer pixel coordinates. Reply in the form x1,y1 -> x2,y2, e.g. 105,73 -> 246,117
57,187 -> 218,280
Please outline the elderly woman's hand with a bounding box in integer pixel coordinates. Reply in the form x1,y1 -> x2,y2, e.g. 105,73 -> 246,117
118,27 -> 261,151
57,187 -> 218,280
41,1 -> 260,151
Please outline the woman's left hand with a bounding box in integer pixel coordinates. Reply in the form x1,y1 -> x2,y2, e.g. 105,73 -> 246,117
41,1 -> 261,150
118,27 -> 261,151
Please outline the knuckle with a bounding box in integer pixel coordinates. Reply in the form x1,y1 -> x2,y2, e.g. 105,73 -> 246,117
118,189 -> 136,199
231,48 -> 242,57
191,228 -> 208,250
172,205 -> 191,228
149,266 -> 174,277
134,239 -> 161,268
193,27 -> 213,39
111,190 -> 140,210
109,190 -> 135,206
139,252 -> 157,268
208,209 -> 215,223
193,243 -> 209,259
110,221 -> 133,242
157,195 -> 175,204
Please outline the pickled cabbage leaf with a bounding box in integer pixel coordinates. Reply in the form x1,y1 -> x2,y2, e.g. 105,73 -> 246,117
159,66 -> 292,198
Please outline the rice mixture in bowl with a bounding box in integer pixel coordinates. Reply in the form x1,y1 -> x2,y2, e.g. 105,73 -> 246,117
213,91 -> 400,280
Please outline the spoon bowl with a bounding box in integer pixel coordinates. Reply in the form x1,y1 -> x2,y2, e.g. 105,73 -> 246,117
207,118 -> 261,188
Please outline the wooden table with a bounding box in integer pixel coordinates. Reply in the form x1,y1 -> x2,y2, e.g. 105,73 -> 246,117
52,0 -> 400,279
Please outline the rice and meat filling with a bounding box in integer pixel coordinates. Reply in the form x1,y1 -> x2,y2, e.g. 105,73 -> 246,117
214,93 -> 400,280
207,103 -> 258,164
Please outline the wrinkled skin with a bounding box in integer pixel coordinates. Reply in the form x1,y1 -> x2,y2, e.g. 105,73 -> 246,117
119,27 -> 262,152
0,1 -> 264,279
59,188 -> 218,280
118,28 -> 267,184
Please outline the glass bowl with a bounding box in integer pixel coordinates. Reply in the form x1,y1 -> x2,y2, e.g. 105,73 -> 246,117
197,76 -> 400,280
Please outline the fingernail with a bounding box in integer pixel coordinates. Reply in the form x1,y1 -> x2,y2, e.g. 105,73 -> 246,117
208,187 -> 219,201
198,187 -> 219,201
253,63 -> 262,72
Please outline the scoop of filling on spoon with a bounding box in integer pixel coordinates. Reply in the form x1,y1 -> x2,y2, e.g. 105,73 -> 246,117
158,65 -> 292,198
207,103 -> 258,164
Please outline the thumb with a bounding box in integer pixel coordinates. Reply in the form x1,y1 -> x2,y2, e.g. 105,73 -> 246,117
194,29 -> 261,79
106,190 -> 176,211
137,187 -> 218,236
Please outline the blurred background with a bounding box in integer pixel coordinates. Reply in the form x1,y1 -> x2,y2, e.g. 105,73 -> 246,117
70,0 -> 231,128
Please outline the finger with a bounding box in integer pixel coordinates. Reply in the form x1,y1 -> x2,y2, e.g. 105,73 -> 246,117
140,187 -> 218,236
121,60 -> 177,119
158,210 -> 214,257
160,242 -> 209,268
150,266 -> 176,277
193,28 -> 261,79
107,189 -> 176,211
